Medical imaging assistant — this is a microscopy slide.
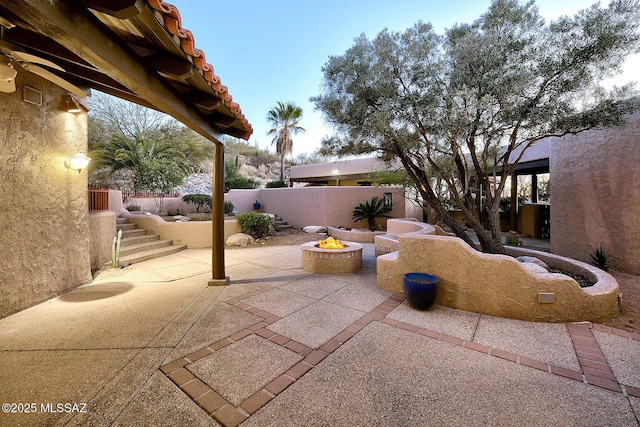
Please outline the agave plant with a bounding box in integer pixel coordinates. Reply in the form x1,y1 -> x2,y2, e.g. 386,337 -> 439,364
352,196 -> 392,231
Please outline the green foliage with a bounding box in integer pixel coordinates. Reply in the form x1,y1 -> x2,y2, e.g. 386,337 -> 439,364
504,232 -> 522,247
589,244 -> 610,271
237,212 -> 273,239
225,176 -> 257,191
135,159 -> 186,212
266,180 -> 287,188
182,193 -> 212,213
126,205 -> 141,212
352,196 -> 392,231
312,0 -> 640,254
224,159 -> 257,191
267,101 -> 305,182
224,201 -> 235,215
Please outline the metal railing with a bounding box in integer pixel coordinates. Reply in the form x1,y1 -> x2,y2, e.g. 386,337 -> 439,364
88,187 -> 109,212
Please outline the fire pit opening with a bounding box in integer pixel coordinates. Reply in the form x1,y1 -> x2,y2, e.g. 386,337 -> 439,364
301,239 -> 363,274
317,237 -> 347,249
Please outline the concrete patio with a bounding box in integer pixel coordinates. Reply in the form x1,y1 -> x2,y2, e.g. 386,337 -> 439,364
0,243 -> 638,426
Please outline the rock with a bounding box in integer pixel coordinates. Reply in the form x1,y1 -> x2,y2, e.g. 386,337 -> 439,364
517,256 -> 550,271
303,226 -> 327,233
226,233 -> 255,247
521,262 -> 550,275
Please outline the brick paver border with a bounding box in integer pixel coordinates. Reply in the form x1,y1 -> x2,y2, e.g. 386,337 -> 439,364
160,284 -> 640,426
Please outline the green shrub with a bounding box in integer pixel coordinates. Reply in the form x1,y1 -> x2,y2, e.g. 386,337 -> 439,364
182,193 -> 212,213
237,212 -> 273,238
225,176 -> 257,191
126,205 -> 141,212
266,180 -> 286,188
224,201 -> 235,215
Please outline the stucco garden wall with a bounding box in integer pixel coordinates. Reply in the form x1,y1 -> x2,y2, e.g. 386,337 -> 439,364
550,110 -> 640,274
377,232 -> 620,323
0,72 -> 92,318
226,187 -> 408,229
123,214 -> 240,248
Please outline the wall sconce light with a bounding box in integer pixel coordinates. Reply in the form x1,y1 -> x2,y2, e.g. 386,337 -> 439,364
64,153 -> 91,173
61,94 -> 86,113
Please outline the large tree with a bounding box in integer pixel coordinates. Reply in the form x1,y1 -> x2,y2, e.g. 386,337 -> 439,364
312,0 -> 640,254
266,101 -> 305,182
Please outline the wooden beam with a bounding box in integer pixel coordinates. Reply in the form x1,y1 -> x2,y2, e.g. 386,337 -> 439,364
185,91 -> 222,111
6,0 -> 226,144
83,0 -> 145,20
147,54 -> 195,80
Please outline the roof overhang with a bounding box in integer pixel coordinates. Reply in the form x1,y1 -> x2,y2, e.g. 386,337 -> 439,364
0,0 -> 252,142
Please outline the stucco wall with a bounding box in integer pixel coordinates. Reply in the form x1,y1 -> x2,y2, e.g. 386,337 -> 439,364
227,187 -> 408,229
124,214 -> 240,248
89,211 -> 117,271
550,111 -> 640,274
377,232 -> 620,323
0,72 -> 92,318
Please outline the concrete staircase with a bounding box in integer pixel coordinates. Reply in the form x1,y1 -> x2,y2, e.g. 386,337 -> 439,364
274,216 -> 292,232
116,217 -> 187,266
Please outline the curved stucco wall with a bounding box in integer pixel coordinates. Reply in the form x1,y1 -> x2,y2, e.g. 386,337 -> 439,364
550,110 -> 640,274
377,233 -> 620,323
0,72 -> 92,318
124,214 -> 240,248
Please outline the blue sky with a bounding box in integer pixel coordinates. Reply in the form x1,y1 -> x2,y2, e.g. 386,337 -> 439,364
173,0 -> 639,157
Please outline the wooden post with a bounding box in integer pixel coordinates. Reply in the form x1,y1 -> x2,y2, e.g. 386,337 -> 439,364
209,142 -> 229,286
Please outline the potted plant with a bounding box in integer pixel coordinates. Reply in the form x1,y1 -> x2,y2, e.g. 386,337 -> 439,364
403,273 -> 439,310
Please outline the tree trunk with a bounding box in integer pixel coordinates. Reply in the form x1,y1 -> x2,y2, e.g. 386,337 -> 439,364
280,155 -> 285,182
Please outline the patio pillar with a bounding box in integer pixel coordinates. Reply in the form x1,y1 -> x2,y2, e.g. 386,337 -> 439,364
209,142 -> 229,286
510,172 -> 518,231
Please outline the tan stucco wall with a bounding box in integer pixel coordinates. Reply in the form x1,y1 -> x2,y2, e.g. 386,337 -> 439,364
0,72 -> 92,318
226,187 -> 408,229
550,111 -> 640,274
89,211 -> 117,271
124,214 -> 240,248
377,232 -> 620,323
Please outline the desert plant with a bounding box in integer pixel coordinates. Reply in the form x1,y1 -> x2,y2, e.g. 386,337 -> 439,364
224,201 -> 234,215
589,244 -> 609,271
504,231 -> 522,247
266,180 -> 286,188
352,196 -> 392,231
237,212 -> 273,239
182,193 -> 212,213
111,229 -> 122,268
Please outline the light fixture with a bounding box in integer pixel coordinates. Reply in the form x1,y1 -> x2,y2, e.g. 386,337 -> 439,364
0,61 -> 16,80
61,94 -> 85,113
64,153 -> 91,173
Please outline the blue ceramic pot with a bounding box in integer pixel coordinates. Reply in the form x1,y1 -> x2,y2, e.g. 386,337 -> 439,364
403,272 -> 438,310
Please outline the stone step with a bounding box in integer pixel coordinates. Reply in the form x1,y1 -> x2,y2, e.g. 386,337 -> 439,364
116,217 -> 130,224
275,223 -> 292,231
120,228 -> 149,238
118,239 -> 173,257
120,234 -> 160,247
116,222 -> 137,231
119,244 -> 188,267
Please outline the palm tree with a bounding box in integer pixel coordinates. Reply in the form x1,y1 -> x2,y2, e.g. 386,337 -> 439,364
266,101 -> 304,182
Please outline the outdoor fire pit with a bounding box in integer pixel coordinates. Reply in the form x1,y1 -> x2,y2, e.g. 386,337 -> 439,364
301,237 -> 363,274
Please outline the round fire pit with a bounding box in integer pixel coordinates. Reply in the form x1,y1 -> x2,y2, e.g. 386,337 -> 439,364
301,241 -> 364,274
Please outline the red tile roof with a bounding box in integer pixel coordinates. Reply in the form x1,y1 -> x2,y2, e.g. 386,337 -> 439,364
146,0 -> 252,139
